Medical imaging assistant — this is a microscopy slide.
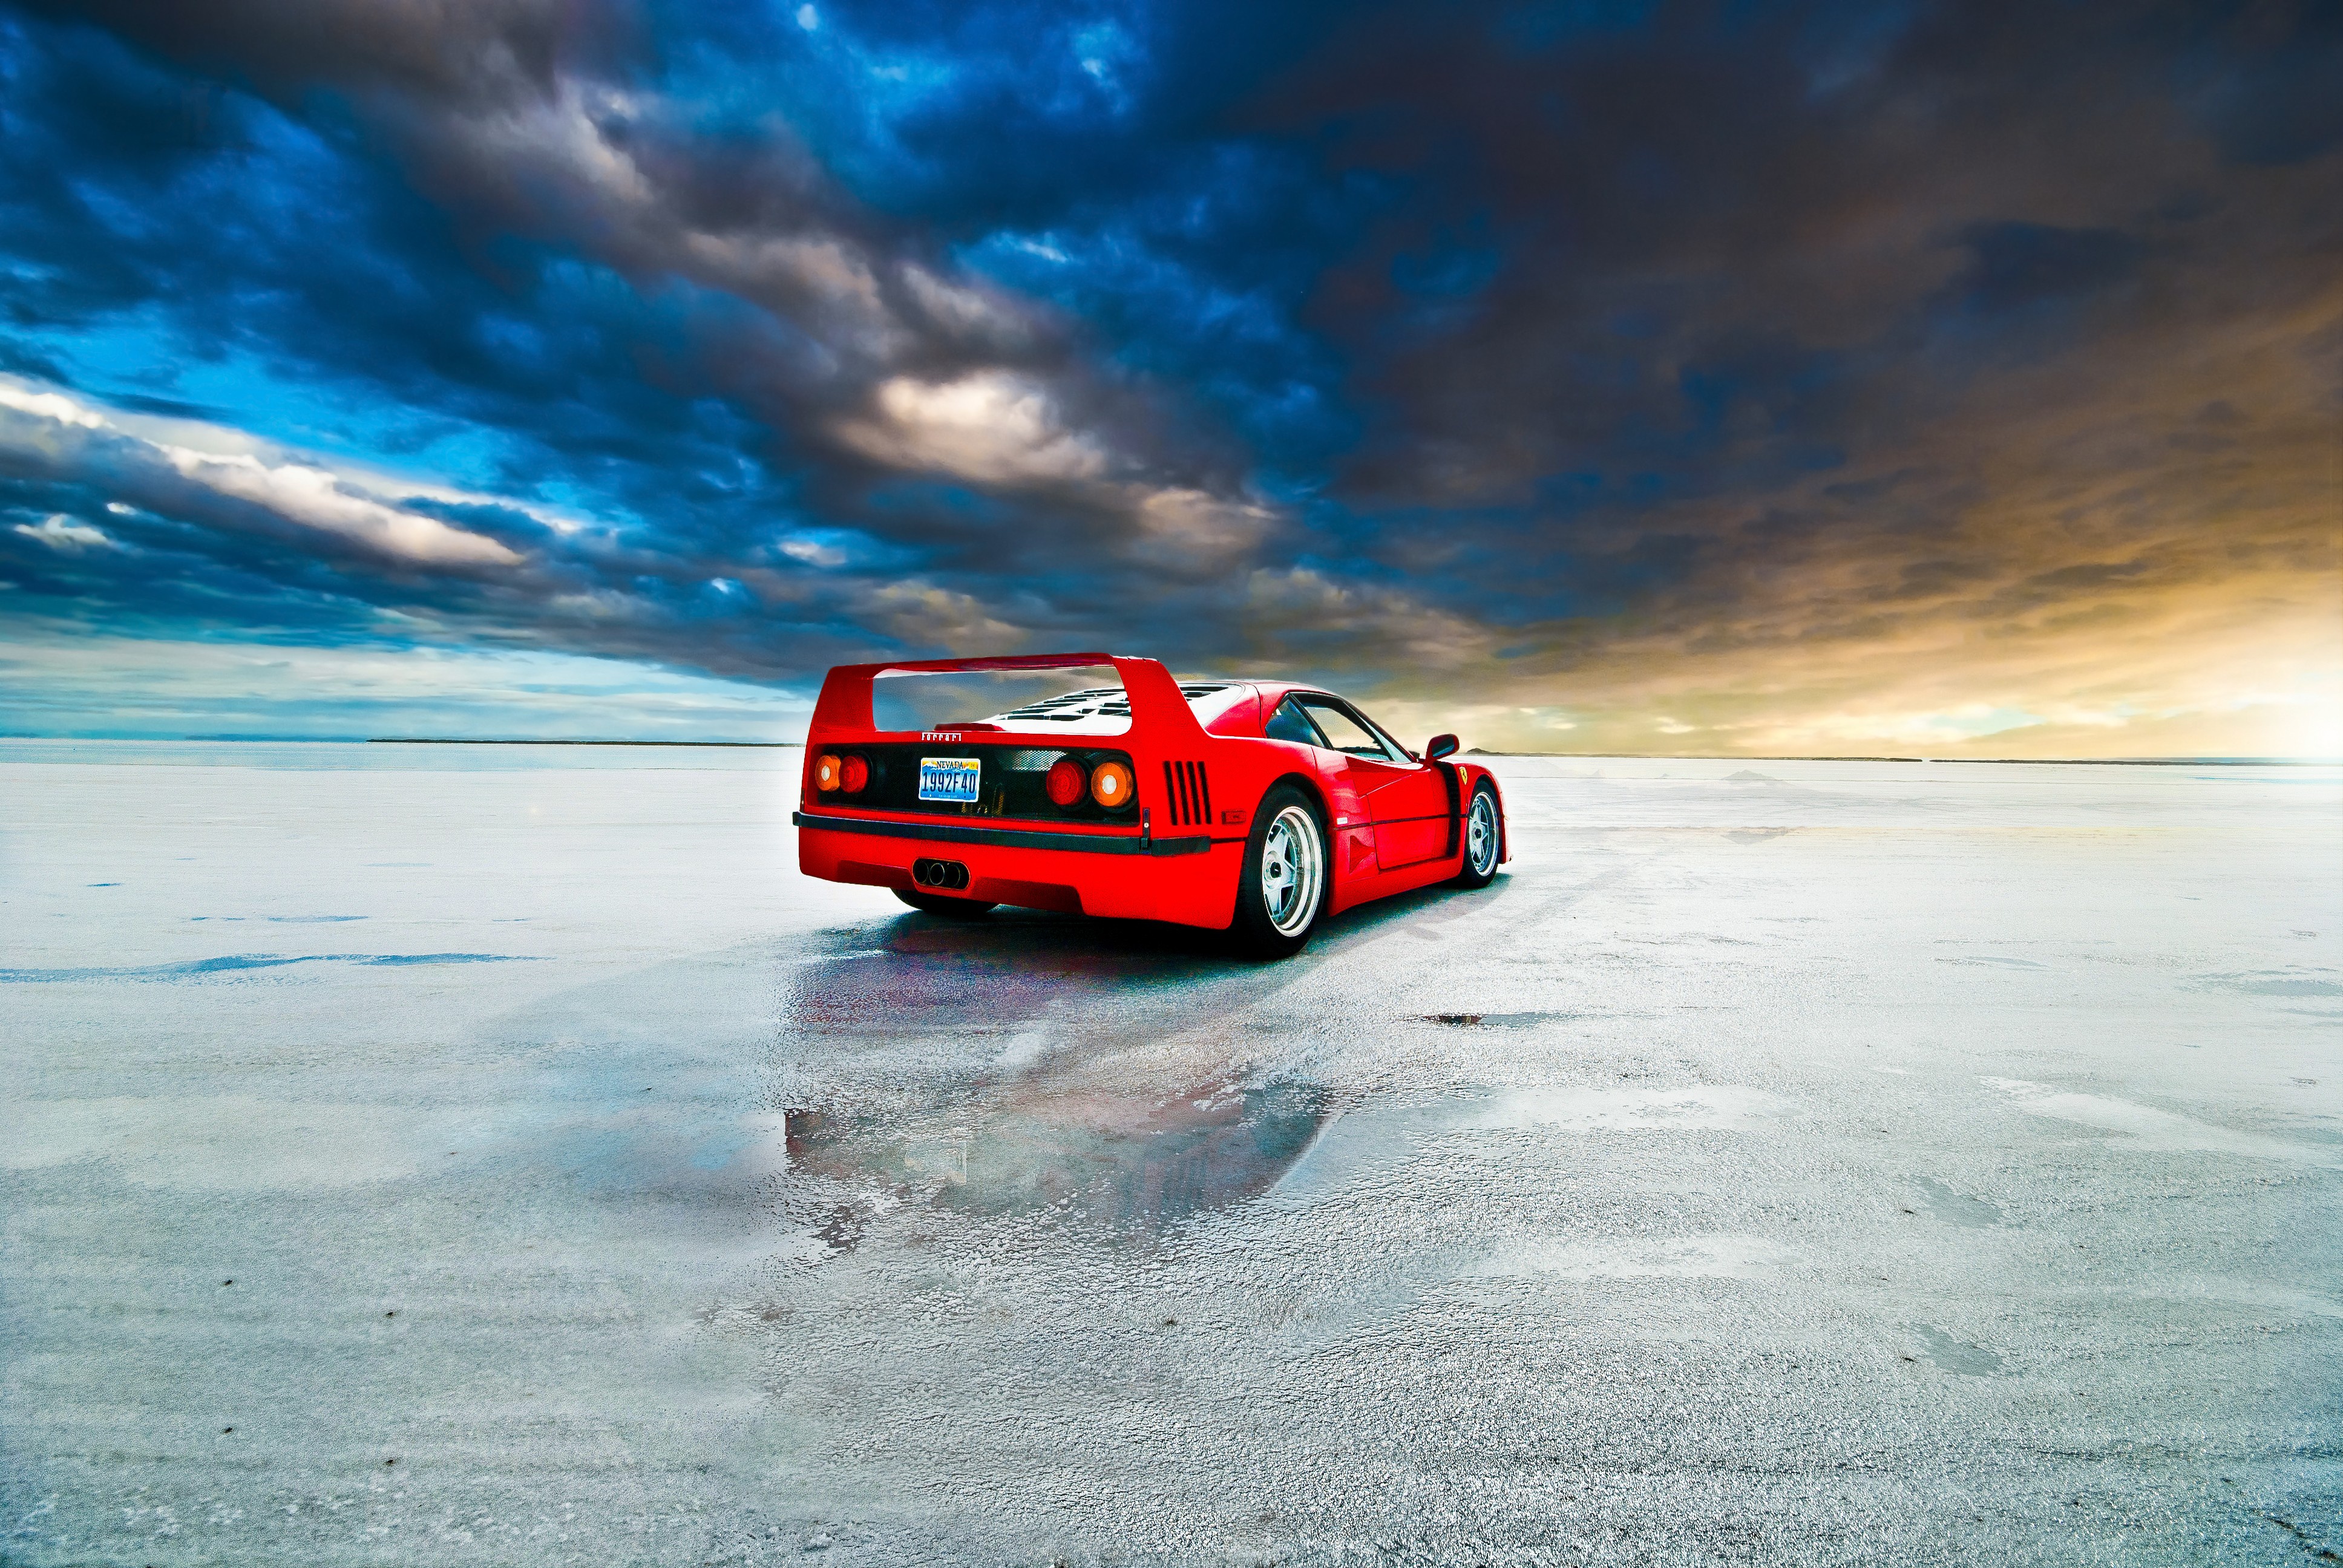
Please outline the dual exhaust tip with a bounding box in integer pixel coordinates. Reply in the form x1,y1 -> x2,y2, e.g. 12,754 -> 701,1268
913,858 -> 971,890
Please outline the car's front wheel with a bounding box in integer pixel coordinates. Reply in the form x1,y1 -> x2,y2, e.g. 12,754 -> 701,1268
894,889 -> 998,918
1452,780 -> 1502,889
1230,786 -> 1329,959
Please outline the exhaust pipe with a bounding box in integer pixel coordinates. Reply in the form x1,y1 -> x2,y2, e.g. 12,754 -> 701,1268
913,858 -> 970,890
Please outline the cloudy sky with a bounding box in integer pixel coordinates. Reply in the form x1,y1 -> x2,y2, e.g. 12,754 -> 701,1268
0,0 -> 2336,755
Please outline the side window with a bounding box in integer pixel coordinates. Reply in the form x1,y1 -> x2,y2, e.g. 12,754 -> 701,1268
1351,707 -> 1415,761
1297,698 -> 1399,760
1263,697 -> 1325,746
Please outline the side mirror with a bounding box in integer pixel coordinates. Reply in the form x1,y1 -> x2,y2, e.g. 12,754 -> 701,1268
1424,734 -> 1460,762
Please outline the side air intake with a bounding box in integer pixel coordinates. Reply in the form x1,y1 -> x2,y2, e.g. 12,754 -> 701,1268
1161,760 -> 1213,828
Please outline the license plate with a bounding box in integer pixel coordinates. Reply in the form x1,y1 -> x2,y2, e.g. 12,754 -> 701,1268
917,756 -> 983,803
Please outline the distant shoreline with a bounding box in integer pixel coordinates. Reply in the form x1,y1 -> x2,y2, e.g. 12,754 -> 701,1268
368,737 -> 794,748
0,736 -> 2330,765
1461,751 -> 2338,766
358,739 -> 2334,763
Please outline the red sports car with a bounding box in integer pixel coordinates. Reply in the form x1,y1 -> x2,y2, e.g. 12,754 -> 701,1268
792,653 -> 1508,956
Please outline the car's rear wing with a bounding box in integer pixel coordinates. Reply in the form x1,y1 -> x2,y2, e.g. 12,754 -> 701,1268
806,652 -> 1210,743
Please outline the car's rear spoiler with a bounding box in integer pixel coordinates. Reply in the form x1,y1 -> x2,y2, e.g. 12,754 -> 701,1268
807,652 -> 1210,742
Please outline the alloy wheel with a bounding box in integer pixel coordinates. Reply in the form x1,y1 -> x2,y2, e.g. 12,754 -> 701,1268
1467,792 -> 1498,877
1260,804 -> 1325,936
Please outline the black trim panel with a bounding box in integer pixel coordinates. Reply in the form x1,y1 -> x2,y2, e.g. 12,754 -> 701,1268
1434,763 -> 1463,858
796,810 -> 1213,857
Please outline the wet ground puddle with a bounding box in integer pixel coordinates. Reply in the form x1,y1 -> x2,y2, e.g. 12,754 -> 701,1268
775,913 -> 1329,1236
784,1082 -> 1328,1233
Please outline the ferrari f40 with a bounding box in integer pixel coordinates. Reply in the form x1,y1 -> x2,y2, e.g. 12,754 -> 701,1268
792,653 -> 1509,956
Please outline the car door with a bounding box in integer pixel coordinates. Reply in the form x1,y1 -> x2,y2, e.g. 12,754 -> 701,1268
1263,694 -> 1373,878
1293,694 -> 1453,871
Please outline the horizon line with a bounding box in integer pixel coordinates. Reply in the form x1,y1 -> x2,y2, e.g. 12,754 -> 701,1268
1,734 -> 2335,765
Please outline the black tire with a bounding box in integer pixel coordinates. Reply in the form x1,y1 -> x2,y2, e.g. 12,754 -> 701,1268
1228,785 -> 1329,959
1451,779 -> 1502,889
894,889 -> 998,918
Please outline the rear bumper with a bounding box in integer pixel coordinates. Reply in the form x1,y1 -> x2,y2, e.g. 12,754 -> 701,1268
794,812 -> 1242,927
791,811 -> 1211,857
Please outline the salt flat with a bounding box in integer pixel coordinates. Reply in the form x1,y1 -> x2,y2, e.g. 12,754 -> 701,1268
2,741 -> 2337,1565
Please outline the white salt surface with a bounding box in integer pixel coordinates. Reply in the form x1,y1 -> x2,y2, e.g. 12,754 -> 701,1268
2,740 -> 2338,1564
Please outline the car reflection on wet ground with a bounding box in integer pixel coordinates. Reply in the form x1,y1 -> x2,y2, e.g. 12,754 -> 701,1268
782,1083 -> 1329,1233
3,741 -> 2339,1566
776,920 -> 1332,1235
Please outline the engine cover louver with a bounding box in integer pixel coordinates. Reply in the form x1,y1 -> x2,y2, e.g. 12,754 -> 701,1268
1162,760 -> 1213,828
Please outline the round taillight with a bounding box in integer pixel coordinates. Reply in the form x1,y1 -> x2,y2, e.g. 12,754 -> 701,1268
813,753 -> 842,792
1044,756 -> 1087,807
1090,759 -> 1133,810
840,754 -> 870,793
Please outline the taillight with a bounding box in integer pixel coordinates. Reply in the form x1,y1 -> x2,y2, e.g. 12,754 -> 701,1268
1090,759 -> 1133,809
1044,756 -> 1088,807
813,753 -> 842,792
840,754 -> 870,793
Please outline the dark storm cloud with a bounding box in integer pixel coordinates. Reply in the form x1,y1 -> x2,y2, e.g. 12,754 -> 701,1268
1181,0 -> 2342,744
0,0 -> 2336,751
0,0 -> 1283,676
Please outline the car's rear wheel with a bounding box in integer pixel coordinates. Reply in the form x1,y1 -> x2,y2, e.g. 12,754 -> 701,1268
1452,780 -> 1502,889
894,889 -> 998,918
1230,786 -> 1328,958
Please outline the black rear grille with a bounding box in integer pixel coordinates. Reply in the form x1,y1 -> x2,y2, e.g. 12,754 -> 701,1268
813,743 -> 1137,823
1162,760 -> 1213,827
